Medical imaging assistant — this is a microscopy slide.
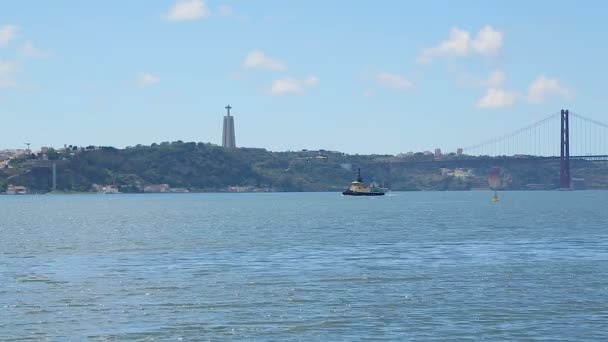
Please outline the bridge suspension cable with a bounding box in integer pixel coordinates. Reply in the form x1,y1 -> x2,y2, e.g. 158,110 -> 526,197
462,111 -> 608,158
462,112 -> 560,157
570,112 -> 608,157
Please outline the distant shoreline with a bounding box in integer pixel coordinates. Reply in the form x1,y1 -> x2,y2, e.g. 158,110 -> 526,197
3,188 -> 606,196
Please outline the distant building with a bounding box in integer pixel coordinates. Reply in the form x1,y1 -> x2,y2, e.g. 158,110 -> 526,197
6,185 -> 28,195
396,152 -> 414,159
572,178 -> 585,190
222,105 -> 236,149
93,184 -> 120,194
0,149 -> 27,160
228,185 -> 273,193
39,146 -> 50,160
457,148 -> 463,156
228,185 -> 254,192
169,188 -> 190,193
454,168 -> 472,178
144,184 -> 170,193
103,186 -> 120,194
434,148 -> 442,157
440,168 -> 473,179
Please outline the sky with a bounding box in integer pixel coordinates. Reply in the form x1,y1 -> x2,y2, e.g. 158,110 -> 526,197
1,0 -> 606,155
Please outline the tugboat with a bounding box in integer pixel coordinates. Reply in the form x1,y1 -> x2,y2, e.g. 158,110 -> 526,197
342,168 -> 388,196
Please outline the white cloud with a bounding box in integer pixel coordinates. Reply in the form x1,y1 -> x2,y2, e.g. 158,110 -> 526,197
270,76 -> 318,95
19,42 -> 51,58
477,88 -> 518,108
243,50 -> 287,71
376,72 -> 414,91
0,25 -> 17,46
0,60 -> 18,87
418,25 -> 503,64
139,73 -> 160,86
471,26 -> 503,55
475,73 -> 573,108
166,0 -> 209,22
527,76 -> 573,103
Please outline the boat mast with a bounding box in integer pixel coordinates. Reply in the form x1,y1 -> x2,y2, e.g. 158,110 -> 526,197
357,168 -> 363,182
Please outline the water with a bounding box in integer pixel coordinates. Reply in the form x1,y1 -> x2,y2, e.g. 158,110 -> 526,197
1,191 -> 607,341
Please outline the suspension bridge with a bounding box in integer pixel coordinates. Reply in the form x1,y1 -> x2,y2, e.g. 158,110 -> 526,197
379,109 -> 608,190
461,109 -> 608,189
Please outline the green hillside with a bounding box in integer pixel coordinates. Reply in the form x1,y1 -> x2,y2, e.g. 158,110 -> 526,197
2,142 -> 607,193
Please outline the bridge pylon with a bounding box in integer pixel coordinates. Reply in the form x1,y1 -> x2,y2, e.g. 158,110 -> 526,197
560,109 -> 571,189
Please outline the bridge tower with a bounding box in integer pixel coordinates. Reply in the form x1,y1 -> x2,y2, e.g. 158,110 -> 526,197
560,109 -> 571,189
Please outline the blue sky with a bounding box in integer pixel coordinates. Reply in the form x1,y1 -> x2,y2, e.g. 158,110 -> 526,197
0,0 -> 606,154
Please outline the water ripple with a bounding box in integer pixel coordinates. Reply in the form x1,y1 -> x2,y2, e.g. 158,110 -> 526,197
1,191 -> 607,340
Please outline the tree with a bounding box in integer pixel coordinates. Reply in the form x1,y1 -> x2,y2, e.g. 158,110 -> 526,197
0,178 -> 7,193
47,148 -> 60,160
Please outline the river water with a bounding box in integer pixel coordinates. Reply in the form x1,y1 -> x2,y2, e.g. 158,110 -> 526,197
1,191 -> 607,340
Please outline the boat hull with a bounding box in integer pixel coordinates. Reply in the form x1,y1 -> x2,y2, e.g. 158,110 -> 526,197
342,190 -> 386,196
